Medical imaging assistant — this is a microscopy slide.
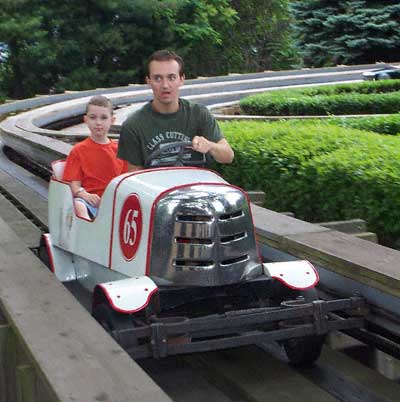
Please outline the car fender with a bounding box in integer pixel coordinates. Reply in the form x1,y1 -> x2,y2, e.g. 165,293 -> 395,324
41,233 -> 77,282
94,276 -> 158,314
263,260 -> 319,290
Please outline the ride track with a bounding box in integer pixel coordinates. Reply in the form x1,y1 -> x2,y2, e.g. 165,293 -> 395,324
1,64 -> 400,402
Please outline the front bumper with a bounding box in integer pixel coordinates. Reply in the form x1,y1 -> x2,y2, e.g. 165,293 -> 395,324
112,296 -> 365,359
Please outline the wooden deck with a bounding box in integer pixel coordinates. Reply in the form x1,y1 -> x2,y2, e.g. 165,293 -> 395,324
0,216 -> 171,402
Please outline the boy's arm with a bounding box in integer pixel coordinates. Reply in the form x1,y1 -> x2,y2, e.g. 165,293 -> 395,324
70,180 -> 100,207
127,163 -> 143,172
70,181 -> 85,197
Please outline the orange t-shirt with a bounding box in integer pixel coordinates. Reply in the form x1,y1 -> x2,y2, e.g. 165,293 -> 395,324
63,137 -> 127,196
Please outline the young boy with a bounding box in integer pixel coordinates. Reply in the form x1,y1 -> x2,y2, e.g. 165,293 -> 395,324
63,95 -> 127,219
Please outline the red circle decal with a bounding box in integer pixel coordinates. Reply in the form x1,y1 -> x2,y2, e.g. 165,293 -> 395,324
119,194 -> 143,261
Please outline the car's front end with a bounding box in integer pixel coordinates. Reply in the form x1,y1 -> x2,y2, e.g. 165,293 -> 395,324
362,70 -> 377,80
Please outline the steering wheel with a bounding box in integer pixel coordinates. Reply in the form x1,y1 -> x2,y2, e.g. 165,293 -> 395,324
144,141 -> 206,168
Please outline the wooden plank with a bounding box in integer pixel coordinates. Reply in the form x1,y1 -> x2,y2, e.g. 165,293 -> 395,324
4,328 -> 17,402
35,378 -> 56,402
16,364 -> 37,402
188,346 -> 340,402
0,170 -> 48,228
0,194 -> 42,248
0,309 -> 6,325
0,324 -> 10,402
252,204 -> 330,247
299,347 -> 400,402
252,205 -> 400,298
317,219 -> 367,234
0,217 -> 171,402
282,231 -> 400,298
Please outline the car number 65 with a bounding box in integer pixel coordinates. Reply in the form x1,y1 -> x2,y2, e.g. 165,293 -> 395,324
119,194 -> 143,260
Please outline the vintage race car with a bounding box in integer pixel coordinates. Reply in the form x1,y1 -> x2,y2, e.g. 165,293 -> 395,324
39,142 -> 364,365
362,66 -> 400,80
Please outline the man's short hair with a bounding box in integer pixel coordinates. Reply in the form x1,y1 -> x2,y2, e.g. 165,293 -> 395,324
147,50 -> 184,77
86,95 -> 113,114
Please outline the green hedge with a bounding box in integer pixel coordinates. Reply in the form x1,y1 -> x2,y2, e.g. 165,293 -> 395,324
240,80 -> 400,116
325,114 -> 400,136
240,91 -> 400,116
217,120 -> 400,245
281,80 -> 400,96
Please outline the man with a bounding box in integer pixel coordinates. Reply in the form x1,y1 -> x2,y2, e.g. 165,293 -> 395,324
118,50 -> 234,171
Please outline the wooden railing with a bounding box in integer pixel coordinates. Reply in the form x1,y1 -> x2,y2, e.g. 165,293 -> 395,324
0,217 -> 171,402
252,205 -> 400,300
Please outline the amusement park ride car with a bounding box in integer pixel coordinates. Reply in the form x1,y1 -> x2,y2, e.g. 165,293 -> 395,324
39,142 -> 364,365
362,65 -> 400,80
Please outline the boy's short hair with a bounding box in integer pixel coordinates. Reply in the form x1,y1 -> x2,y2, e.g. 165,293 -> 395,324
85,95 -> 113,114
147,50 -> 184,77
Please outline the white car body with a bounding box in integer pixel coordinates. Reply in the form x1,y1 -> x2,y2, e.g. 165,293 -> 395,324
44,161 -> 318,313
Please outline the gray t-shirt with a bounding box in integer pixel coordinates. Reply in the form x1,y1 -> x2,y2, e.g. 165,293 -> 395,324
118,98 -> 223,167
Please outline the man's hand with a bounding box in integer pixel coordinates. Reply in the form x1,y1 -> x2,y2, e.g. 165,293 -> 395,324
192,136 -> 234,164
192,136 -> 213,154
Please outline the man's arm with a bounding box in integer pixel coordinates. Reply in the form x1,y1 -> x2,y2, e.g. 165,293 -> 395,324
192,137 -> 234,164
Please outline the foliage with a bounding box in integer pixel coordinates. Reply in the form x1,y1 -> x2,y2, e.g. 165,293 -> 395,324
291,1 -> 400,67
325,114 -> 400,136
216,120 -> 400,245
281,79 -> 400,96
239,80 -> 400,115
0,0 -> 49,98
0,0 -> 299,98
241,91 -> 400,116
219,0 -> 300,73
0,0 -> 237,98
169,0 -> 238,77
0,62 -> 6,103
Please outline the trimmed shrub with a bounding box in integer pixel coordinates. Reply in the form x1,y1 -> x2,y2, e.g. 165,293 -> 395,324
305,143 -> 400,245
285,80 -> 400,96
240,80 -> 400,116
240,91 -> 400,116
217,120 -> 400,245
325,114 -> 400,136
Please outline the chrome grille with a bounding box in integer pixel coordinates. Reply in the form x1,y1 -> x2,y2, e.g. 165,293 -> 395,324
149,185 -> 262,286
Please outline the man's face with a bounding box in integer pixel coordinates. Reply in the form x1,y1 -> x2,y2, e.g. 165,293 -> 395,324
146,59 -> 184,112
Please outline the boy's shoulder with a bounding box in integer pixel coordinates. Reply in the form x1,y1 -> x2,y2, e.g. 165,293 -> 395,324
109,139 -> 119,150
70,137 -> 92,151
71,137 -> 115,153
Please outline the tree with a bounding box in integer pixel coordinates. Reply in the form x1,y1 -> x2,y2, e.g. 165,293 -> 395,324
0,0 -> 51,98
165,0 -> 238,77
227,0 -> 299,72
291,0 -> 400,67
0,0 -> 237,98
184,0 -> 300,76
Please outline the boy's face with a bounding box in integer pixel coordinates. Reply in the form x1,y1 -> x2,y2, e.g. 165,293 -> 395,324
146,59 -> 184,113
84,105 -> 115,142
